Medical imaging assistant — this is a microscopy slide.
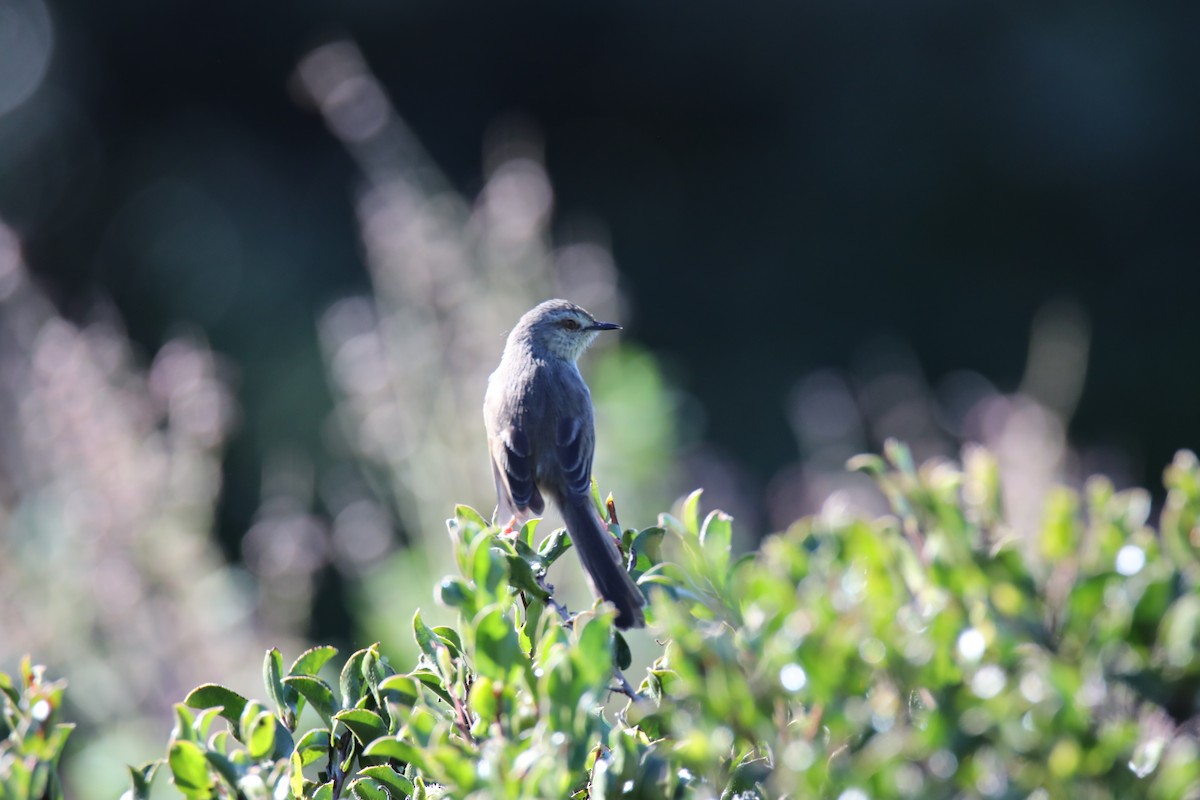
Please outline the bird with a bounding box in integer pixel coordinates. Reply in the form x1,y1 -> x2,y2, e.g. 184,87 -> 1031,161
483,299 -> 646,629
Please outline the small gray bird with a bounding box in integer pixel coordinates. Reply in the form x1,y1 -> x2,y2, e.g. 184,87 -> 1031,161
484,299 -> 646,629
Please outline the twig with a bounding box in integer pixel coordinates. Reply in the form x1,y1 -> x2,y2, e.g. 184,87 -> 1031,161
609,667 -> 642,701
606,496 -> 639,573
327,729 -> 355,799
450,679 -> 477,744
534,573 -> 573,625
535,537 -> 643,700
535,551 -> 642,702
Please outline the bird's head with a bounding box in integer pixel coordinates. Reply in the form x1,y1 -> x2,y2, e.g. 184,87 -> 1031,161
513,299 -> 620,362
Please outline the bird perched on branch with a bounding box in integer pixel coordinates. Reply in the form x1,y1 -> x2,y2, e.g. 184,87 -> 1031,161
483,299 -> 646,629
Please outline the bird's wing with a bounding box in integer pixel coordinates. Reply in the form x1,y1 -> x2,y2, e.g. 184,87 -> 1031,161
490,424 -> 545,518
555,414 -> 595,498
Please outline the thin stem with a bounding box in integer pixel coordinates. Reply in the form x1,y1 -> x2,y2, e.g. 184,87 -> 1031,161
609,667 -> 642,701
535,573 -> 573,626
327,729 -> 354,799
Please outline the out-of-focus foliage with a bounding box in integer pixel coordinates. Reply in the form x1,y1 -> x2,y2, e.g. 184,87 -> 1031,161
0,223 -> 297,797
98,442 -> 1200,799
764,301 -> 1094,539
1,657 -> 73,800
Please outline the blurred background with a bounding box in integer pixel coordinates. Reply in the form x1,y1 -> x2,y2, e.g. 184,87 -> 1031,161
1,0 -> 1198,796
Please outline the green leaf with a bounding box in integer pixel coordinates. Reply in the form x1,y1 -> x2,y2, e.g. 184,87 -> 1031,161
4,754 -> 32,798
614,632 -> 632,671
172,704 -> 199,743
468,676 -> 499,721
168,740 -> 213,797
273,717 -> 296,761
289,750 -> 307,798
522,597 -> 546,654
846,453 -> 887,476
361,644 -> 390,707
455,504 -> 490,532
47,723 -> 74,764
0,670 -> 18,705
363,737 -> 428,771
413,610 -> 442,662
237,701 -> 266,747
517,517 -> 540,547
680,489 -> 704,537
293,728 -> 332,767
436,576 -> 476,610
126,760 -> 162,800
359,765 -> 415,797
431,627 -> 464,657
204,750 -> 241,790
28,763 -> 50,800
505,551 -> 549,599
289,645 -> 339,678
1159,594 -> 1200,670
263,648 -> 295,729
378,675 -> 421,709
190,707 -> 224,743
631,526 -> 666,569
208,730 -> 231,754
334,708 -> 388,746
472,538 -> 508,599
244,710 -> 276,760
184,685 -> 248,736
699,510 -> 733,574
283,676 -> 337,725
18,654 -> 34,689
573,616 -> 613,691
537,529 -> 573,563
341,648 -> 369,710
726,755 -> 772,794
1040,487 -> 1081,561
884,438 -> 915,475
590,476 -> 605,517
410,670 -> 454,706
474,607 -> 524,682
348,777 -> 390,800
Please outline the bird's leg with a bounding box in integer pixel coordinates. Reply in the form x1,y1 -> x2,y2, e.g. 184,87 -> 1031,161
500,515 -> 521,538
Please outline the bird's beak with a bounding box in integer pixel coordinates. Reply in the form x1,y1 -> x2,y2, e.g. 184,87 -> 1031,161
588,321 -> 621,332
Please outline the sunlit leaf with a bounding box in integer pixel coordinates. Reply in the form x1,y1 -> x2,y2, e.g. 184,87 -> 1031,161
283,676 -> 337,726
167,741 -> 212,797
289,646 -> 340,679
334,708 -> 388,746
183,686 -> 248,738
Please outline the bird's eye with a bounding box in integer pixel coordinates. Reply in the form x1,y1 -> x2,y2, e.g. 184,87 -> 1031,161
561,319 -> 581,331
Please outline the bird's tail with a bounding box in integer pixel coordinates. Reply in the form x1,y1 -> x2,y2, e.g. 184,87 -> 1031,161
559,493 -> 646,629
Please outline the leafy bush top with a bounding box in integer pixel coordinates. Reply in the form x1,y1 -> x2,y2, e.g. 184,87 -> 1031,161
9,442 -> 1200,799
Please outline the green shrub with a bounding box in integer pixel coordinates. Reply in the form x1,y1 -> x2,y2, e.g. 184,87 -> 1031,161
10,441 -> 1200,798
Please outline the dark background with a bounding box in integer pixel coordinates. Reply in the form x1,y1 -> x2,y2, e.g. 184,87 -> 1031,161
5,0 -> 1199,552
